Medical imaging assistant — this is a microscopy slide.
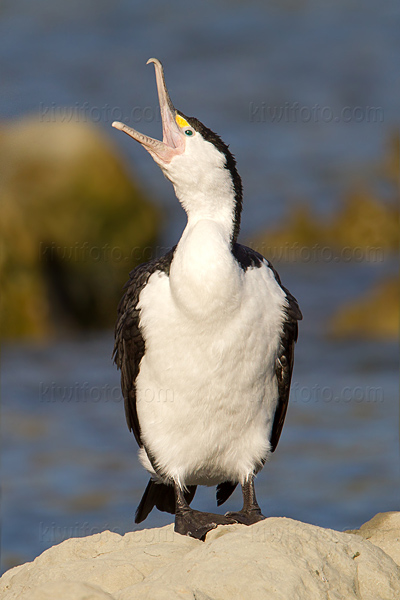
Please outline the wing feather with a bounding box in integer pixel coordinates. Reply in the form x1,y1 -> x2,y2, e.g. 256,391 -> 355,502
268,264 -> 302,452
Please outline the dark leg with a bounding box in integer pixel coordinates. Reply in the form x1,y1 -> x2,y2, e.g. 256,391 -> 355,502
174,482 -> 238,541
225,475 -> 266,525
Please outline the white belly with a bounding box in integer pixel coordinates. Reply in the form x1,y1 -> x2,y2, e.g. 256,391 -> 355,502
135,222 -> 287,486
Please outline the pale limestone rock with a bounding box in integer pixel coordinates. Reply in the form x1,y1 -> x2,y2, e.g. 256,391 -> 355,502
346,511 -> 400,566
1,514 -> 399,600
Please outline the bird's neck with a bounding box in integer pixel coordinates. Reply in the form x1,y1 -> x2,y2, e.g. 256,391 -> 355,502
170,162 -> 240,244
179,189 -> 238,244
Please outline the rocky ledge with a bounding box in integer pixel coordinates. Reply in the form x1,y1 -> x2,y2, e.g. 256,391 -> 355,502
1,512 -> 399,600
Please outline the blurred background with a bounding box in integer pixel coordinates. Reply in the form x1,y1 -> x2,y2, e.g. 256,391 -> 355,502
1,0 -> 399,573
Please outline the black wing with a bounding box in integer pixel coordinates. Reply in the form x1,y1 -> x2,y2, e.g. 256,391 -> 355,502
266,262 -> 302,452
113,247 -> 176,446
232,243 -> 302,453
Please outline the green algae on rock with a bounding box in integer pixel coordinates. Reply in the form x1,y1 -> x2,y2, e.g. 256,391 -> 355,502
252,190 -> 398,264
0,117 -> 161,338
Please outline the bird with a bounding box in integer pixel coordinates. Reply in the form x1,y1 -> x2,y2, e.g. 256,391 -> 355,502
112,58 -> 302,541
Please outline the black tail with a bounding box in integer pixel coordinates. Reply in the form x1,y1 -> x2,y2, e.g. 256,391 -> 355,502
216,481 -> 237,506
135,479 -> 197,524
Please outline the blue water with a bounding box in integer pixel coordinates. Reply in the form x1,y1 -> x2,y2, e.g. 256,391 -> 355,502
1,0 -> 399,573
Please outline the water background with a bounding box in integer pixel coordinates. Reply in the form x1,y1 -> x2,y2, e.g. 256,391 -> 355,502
1,0 -> 399,572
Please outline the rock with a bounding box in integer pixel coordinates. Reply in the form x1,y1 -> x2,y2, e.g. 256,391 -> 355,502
0,116 -> 160,338
346,511 -> 400,567
329,276 -> 399,339
1,513 -> 399,600
381,131 -> 399,184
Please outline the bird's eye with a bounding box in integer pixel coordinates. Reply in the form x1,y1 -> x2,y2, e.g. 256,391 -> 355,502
184,129 -> 194,136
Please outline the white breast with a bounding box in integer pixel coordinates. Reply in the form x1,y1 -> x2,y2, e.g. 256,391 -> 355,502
135,221 -> 287,488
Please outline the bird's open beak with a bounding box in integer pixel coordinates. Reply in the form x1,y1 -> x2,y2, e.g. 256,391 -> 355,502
112,58 -> 185,164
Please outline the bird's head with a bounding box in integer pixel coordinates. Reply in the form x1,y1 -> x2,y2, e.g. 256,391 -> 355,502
112,58 -> 242,242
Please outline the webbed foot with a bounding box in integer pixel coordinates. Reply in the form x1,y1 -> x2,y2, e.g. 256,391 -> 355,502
175,508 -> 238,541
225,507 -> 265,526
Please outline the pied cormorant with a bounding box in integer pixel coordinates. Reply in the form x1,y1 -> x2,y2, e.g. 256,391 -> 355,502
112,58 -> 302,541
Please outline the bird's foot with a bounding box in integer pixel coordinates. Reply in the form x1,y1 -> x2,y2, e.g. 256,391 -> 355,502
175,508 -> 238,541
225,507 -> 266,526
